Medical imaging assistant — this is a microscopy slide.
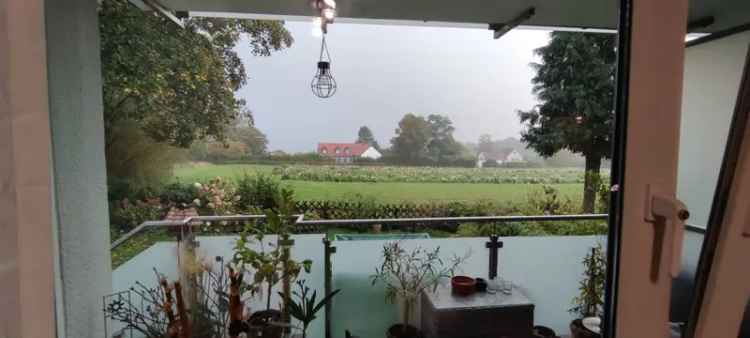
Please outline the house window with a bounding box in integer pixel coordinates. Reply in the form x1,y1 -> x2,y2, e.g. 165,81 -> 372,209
335,147 -> 341,154
344,147 -> 351,155
321,148 -> 328,154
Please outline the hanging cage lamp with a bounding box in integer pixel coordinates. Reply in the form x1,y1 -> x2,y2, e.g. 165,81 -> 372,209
311,35 -> 337,98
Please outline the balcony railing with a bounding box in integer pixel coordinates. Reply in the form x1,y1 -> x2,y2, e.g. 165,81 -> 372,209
108,213 -> 608,338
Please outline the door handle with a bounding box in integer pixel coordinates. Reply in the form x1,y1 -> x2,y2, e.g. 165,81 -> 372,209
645,185 -> 690,280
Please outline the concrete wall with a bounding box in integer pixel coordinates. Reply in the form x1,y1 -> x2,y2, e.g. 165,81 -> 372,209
44,0 -> 112,337
677,31 -> 750,228
0,0 -> 58,337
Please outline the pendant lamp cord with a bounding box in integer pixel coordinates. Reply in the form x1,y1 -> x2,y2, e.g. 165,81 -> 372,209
318,34 -> 332,62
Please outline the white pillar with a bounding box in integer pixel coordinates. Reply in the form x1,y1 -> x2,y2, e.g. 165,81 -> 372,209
44,0 -> 112,337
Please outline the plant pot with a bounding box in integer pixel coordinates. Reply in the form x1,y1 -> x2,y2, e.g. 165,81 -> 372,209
451,276 -> 476,296
475,278 -> 488,292
248,309 -> 284,338
386,324 -> 421,338
533,325 -> 558,338
570,319 -> 600,338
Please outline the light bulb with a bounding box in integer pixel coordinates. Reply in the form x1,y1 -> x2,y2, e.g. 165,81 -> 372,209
322,8 -> 336,21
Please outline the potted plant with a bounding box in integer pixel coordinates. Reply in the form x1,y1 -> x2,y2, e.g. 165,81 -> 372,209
371,242 -> 466,338
233,188 -> 312,338
281,279 -> 340,338
569,243 -> 606,338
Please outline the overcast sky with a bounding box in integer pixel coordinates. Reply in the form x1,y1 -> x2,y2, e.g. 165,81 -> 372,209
236,21 -> 550,153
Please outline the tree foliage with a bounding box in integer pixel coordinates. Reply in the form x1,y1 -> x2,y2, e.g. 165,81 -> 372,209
518,32 -> 616,212
226,115 -> 269,156
99,0 -> 293,148
356,126 -> 380,150
390,114 -> 432,164
425,114 -> 463,163
105,120 -> 185,193
390,114 -> 465,165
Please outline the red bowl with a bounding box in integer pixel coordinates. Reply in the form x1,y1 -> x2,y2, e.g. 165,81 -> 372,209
451,276 -> 476,296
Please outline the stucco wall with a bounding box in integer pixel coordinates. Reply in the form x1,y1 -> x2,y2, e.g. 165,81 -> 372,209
677,31 -> 750,228
45,0 -> 112,337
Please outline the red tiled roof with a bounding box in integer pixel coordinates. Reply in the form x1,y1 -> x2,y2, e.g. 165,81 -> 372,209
480,148 -> 515,161
317,143 -> 370,157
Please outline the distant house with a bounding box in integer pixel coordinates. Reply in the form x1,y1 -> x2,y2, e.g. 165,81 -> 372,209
477,148 -> 524,168
317,142 -> 382,164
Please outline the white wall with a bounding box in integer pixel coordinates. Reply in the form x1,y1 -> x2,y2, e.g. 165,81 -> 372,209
677,31 -> 750,227
361,147 -> 382,159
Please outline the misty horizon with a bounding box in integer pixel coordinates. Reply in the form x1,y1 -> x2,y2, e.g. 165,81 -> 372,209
236,22 -> 550,153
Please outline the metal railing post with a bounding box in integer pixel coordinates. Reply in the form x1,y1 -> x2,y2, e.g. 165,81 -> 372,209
323,237 -> 336,338
486,234 -> 503,280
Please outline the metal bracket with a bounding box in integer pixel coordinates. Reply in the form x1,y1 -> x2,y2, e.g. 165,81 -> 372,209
488,7 -> 535,40
141,0 -> 185,28
644,185 -> 690,280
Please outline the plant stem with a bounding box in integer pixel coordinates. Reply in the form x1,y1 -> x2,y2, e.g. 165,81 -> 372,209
267,281 -> 273,310
403,298 -> 412,333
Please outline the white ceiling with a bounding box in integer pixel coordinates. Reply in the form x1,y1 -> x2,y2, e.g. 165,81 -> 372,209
159,0 -> 750,33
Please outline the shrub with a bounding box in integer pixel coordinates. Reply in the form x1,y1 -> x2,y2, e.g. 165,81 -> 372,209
158,182 -> 197,207
110,198 -> 164,233
235,173 -> 282,211
482,160 -> 500,168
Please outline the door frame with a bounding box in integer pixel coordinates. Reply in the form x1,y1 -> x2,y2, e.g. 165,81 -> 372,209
604,0 -> 691,337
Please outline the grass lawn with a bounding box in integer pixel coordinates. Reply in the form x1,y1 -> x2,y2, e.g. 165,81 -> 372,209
173,163 -> 275,182
173,163 -> 583,203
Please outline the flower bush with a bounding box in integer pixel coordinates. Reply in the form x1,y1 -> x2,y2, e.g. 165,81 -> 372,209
192,177 -> 240,215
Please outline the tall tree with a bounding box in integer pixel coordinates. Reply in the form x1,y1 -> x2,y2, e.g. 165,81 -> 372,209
518,32 -> 616,212
99,0 -> 293,148
391,114 -> 432,164
426,114 -> 462,164
356,126 -> 380,150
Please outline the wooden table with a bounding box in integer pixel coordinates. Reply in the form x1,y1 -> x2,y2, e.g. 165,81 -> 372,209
420,282 -> 535,338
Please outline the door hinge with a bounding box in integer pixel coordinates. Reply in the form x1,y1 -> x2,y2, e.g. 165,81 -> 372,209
644,185 -> 690,280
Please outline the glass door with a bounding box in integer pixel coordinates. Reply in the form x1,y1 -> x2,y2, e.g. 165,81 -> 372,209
683,43 -> 750,338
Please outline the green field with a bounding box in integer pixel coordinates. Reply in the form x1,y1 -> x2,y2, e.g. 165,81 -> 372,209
174,163 -> 276,181
173,163 -> 583,203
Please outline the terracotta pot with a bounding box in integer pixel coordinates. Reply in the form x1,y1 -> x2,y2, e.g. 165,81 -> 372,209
386,324 -> 420,338
451,276 -> 476,296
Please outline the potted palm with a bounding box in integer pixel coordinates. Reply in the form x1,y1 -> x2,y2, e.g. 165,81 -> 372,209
281,279 -> 340,338
569,243 -> 606,338
371,242 -> 466,338
233,188 -> 312,338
